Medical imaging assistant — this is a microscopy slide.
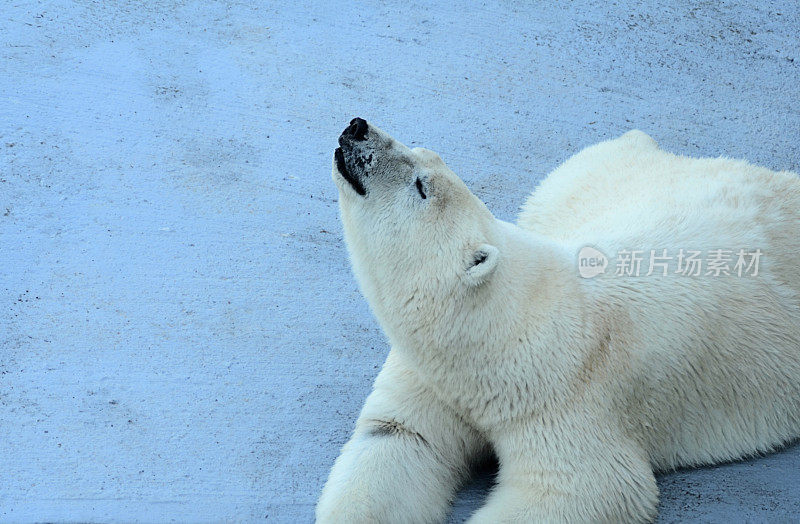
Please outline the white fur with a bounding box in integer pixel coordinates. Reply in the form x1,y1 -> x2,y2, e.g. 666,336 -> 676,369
318,126 -> 800,523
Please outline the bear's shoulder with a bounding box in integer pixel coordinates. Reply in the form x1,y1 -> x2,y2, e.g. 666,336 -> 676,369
517,130 -> 664,239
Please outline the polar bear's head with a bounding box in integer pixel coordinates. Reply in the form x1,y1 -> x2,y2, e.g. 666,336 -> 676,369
332,118 -> 502,347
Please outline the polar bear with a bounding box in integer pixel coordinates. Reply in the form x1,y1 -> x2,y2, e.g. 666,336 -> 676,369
318,118 -> 800,523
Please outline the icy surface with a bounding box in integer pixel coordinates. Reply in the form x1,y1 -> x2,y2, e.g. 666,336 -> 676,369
1,1 -> 799,522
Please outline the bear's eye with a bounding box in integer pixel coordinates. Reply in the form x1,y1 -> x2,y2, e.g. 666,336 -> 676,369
415,178 -> 427,200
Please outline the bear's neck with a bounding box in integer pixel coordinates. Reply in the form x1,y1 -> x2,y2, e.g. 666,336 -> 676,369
382,222 -> 596,426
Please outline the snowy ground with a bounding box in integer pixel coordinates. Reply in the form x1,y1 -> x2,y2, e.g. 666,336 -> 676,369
2,1 -> 799,522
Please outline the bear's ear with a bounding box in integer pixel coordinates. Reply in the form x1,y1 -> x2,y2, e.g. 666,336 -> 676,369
465,244 -> 499,286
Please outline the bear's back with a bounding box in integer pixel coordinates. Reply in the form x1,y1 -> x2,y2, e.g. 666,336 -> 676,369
518,131 -> 800,294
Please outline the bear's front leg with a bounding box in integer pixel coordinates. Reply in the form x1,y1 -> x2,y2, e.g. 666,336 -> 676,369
317,350 -> 487,524
468,413 -> 658,523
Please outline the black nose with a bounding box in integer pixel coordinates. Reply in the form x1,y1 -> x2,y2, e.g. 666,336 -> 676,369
341,117 -> 368,141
